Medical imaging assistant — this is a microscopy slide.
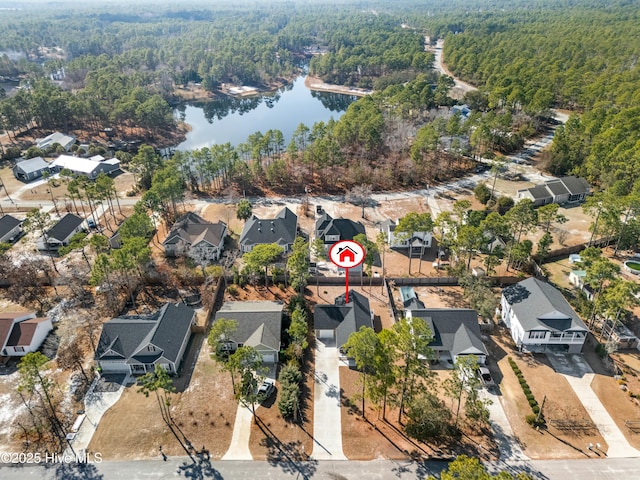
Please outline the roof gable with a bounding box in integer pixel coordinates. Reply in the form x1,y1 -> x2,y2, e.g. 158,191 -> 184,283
214,301 -> 283,351
409,309 -> 487,357
239,207 -> 297,247
503,277 -> 587,333
47,213 -> 83,242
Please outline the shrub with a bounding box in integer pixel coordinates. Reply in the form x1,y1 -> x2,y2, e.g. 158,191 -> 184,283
526,412 -> 544,427
227,285 -> 239,296
531,405 -> 540,415
525,393 -> 535,402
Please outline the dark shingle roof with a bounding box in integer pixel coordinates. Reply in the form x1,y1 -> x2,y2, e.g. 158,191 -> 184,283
163,212 -> 226,249
214,301 -> 283,351
239,207 -> 297,249
410,309 -> 487,357
47,213 -> 83,242
315,213 -> 366,244
95,303 -> 194,364
502,277 -> 587,333
314,291 -> 373,347
545,180 -> 570,196
559,176 -> 591,195
0,215 -> 21,238
527,184 -> 553,200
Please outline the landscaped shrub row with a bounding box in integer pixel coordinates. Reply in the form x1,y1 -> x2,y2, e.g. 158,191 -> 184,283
508,357 -> 545,427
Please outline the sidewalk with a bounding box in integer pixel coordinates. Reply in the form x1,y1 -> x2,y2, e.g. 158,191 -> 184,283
311,339 -> 346,460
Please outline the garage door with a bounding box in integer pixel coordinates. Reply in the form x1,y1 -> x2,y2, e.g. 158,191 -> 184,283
262,353 -> 276,363
316,329 -> 334,339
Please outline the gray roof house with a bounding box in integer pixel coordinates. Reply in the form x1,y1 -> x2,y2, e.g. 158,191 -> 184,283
12,157 -> 50,181
214,301 -> 284,363
517,176 -> 591,207
239,207 -> 297,253
95,302 -> 195,375
501,277 -> 588,353
316,212 -> 365,247
0,215 -> 23,244
36,213 -> 84,250
314,291 -> 374,353
405,308 -> 488,365
36,132 -> 76,151
163,212 -> 227,262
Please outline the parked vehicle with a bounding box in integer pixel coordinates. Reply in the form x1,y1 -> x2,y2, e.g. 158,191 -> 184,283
478,366 -> 495,388
257,380 -> 275,401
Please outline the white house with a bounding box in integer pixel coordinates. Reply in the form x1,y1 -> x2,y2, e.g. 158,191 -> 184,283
516,176 -> 591,207
501,277 -> 588,353
48,154 -> 120,180
36,132 -> 76,151
0,312 -> 53,357
380,219 -> 432,251
0,215 -> 23,244
95,303 -> 195,376
37,213 -> 84,251
568,270 -> 595,301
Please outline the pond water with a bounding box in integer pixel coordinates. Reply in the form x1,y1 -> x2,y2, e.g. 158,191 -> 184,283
173,76 -> 358,151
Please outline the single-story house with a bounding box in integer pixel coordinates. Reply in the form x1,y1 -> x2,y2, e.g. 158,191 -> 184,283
95,302 -> 195,375
12,157 -> 50,181
501,277 -> 588,353
314,291 -> 374,356
163,212 -> 227,262
568,270 -> 595,301
381,218 -> 432,252
36,132 -> 76,152
36,213 -> 84,250
239,207 -> 297,253
405,308 -> 488,365
0,215 -> 23,243
517,176 -> 591,207
48,154 -> 120,180
0,312 -> 53,357
213,301 -> 283,363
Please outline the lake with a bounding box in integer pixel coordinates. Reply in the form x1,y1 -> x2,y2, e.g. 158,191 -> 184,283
174,76 -> 358,151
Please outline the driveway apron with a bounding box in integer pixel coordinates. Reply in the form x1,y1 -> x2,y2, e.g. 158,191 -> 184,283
222,403 -> 255,460
480,388 -> 529,461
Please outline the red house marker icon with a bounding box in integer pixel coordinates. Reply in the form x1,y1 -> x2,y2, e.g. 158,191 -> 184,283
337,245 -> 357,263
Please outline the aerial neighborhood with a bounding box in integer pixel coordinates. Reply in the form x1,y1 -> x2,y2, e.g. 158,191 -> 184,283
1,1 -> 640,479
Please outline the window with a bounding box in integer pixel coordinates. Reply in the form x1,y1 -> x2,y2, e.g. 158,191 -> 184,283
528,331 -> 546,340
147,345 -> 155,352
14,346 -> 25,352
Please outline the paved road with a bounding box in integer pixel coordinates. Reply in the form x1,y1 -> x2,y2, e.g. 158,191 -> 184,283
3,457 -> 640,480
312,340 -> 347,460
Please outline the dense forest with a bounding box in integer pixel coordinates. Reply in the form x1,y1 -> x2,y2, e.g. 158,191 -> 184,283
1,0 -> 639,195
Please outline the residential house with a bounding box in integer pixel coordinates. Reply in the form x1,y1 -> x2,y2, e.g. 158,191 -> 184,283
316,212 -> 365,248
314,291 -> 374,357
36,213 -> 84,250
405,307 -> 488,365
0,215 -> 23,243
0,312 -> 53,357
380,219 -> 432,252
239,207 -> 297,253
517,176 -> 591,207
213,301 -> 283,363
163,212 -> 227,262
452,104 -> 472,120
36,132 -> 76,152
48,154 -> 120,180
501,277 -> 588,353
12,157 -> 50,181
95,302 -> 195,375
568,270 -> 595,301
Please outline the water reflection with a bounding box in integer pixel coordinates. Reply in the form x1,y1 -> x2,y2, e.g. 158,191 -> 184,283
174,76 -> 358,151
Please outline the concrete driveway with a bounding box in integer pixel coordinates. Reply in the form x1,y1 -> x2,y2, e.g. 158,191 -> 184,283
311,339 -> 347,460
65,374 -> 127,456
480,388 -> 529,461
547,353 -> 640,458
